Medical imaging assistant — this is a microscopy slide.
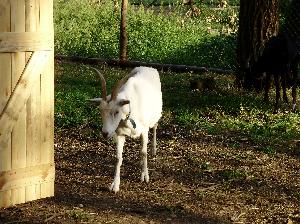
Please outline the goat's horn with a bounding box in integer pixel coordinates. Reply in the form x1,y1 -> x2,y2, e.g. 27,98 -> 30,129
111,70 -> 135,100
90,67 -> 107,101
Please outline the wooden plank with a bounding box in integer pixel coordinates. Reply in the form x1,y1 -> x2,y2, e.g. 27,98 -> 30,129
39,0 -> 54,33
10,0 -> 27,206
0,164 -> 55,191
0,51 -> 49,149
40,0 -> 55,198
34,0 -> 41,199
0,191 -> 11,208
0,0 -> 12,208
0,32 -> 53,52
25,0 -> 38,202
40,54 -> 54,164
0,55 -> 12,206
0,53 -> 11,136
25,0 -> 36,32
26,73 -> 41,196
11,0 -> 26,32
40,0 -> 54,165
40,53 -> 55,199
0,0 -> 11,32
35,0 -> 40,31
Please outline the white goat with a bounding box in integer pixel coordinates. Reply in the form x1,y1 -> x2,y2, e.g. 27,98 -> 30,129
88,66 -> 162,192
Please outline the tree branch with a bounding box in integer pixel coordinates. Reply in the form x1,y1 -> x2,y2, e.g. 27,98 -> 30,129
55,55 -> 235,75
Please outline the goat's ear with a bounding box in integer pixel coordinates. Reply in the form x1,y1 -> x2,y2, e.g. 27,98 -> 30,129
119,99 -> 130,106
86,98 -> 102,106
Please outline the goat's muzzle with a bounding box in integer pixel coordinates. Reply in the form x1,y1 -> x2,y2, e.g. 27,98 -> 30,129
102,131 -> 109,138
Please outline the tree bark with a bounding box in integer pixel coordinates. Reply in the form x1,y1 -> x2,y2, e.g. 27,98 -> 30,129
284,0 -> 300,51
237,0 -> 279,84
119,0 -> 128,63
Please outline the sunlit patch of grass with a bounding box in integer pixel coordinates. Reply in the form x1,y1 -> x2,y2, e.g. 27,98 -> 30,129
55,62 -> 300,153
54,0 -> 237,69
218,169 -> 247,181
160,71 -> 300,150
67,209 -> 90,222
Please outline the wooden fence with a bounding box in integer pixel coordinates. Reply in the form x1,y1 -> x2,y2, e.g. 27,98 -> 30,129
0,0 -> 54,207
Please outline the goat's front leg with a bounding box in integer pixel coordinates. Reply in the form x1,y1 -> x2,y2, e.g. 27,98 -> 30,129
292,84 -> 297,111
140,131 -> 149,182
291,62 -> 298,111
110,135 -> 125,193
263,74 -> 271,102
151,124 -> 158,156
281,76 -> 289,103
274,75 -> 281,113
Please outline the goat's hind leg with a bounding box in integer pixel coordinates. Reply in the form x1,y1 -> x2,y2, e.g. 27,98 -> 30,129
291,61 -> 298,111
151,123 -> 158,156
110,135 -> 125,193
292,84 -> 297,111
140,131 -> 149,183
273,75 -> 281,113
263,74 -> 271,102
281,76 -> 289,103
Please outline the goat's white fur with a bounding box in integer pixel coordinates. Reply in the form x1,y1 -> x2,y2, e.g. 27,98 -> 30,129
89,66 -> 162,192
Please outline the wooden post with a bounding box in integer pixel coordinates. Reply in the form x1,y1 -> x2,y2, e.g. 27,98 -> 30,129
0,0 -> 54,208
119,0 -> 128,63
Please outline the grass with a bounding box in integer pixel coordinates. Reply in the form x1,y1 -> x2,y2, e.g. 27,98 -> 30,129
130,0 -> 240,7
54,0 -> 238,70
54,0 -> 300,153
55,62 -> 300,154
67,209 -> 90,221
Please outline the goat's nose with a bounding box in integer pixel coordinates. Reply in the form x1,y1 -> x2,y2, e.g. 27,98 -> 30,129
102,131 -> 108,138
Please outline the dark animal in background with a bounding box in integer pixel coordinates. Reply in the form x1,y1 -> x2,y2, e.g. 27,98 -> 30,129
190,77 -> 216,92
244,32 -> 299,112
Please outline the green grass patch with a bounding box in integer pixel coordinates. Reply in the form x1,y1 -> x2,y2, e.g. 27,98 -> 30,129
54,0 -> 238,70
55,63 -> 300,153
218,169 -> 247,181
67,209 -> 90,222
54,0 -> 299,152
129,0 -> 240,7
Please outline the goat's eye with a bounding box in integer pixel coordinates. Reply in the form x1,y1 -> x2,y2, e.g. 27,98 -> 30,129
111,111 -> 119,116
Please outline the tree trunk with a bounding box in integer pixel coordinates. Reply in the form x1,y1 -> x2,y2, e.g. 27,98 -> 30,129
119,0 -> 128,63
284,0 -> 300,51
237,0 -> 279,84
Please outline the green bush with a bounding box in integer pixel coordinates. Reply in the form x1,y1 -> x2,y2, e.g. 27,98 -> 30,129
54,0 -> 120,58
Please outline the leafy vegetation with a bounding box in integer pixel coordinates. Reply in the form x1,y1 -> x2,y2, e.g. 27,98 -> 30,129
2,2 -> 299,223
54,0 -> 299,153
54,0 -> 238,69
130,0 -> 240,7
55,63 -> 300,154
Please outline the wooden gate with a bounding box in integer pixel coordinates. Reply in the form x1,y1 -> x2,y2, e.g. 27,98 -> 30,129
0,0 -> 54,207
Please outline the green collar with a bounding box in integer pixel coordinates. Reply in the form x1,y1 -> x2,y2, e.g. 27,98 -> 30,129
125,114 -> 136,129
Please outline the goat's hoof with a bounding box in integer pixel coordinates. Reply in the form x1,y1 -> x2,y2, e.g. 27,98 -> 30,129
141,172 -> 149,183
109,181 -> 120,193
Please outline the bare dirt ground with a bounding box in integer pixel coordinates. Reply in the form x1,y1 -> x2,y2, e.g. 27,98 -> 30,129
0,124 -> 300,224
